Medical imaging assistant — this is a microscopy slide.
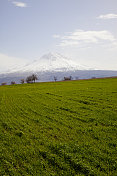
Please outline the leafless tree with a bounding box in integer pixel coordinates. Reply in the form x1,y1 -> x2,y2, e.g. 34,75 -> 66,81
1,82 -> 7,86
75,77 -> 79,80
54,76 -> 57,82
11,81 -> 16,85
26,76 -> 33,83
32,74 -> 38,83
26,74 -> 38,83
20,79 -> 25,84
64,76 -> 72,81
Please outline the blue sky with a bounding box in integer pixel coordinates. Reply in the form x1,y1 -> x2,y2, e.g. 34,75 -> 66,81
0,0 -> 117,71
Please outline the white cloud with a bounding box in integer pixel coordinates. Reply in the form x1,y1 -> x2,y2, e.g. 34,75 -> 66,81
12,1 -> 27,8
97,13 -> 117,19
0,53 -> 27,72
53,35 -> 60,39
54,30 -> 116,48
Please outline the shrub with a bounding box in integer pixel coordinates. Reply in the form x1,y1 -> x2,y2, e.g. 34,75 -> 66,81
64,76 -> 72,81
1,82 -> 7,86
11,81 -> 16,85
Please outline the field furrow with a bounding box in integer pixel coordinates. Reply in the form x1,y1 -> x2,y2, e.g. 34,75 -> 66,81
0,78 -> 117,175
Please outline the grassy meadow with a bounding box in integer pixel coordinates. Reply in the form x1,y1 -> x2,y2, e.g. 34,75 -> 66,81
0,78 -> 117,176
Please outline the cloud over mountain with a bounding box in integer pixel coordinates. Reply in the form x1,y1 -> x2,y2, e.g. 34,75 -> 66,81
97,14 -> 117,19
53,30 -> 116,48
10,1 -> 27,7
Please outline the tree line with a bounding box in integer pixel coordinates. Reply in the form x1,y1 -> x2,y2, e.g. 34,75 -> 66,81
1,74 -> 38,86
1,74 -> 76,85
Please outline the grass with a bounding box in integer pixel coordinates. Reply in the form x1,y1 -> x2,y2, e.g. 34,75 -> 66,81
0,78 -> 117,176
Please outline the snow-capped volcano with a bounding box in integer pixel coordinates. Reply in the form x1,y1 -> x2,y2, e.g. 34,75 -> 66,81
5,53 -> 89,73
0,52 -> 117,84
9,52 -> 90,73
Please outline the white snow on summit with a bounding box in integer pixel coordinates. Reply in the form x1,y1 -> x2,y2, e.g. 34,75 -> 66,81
4,52 -> 92,73
17,53 -> 91,72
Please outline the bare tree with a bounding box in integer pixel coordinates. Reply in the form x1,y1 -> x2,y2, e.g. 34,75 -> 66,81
32,74 -> 38,83
54,76 -> 57,82
1,82 -> 7,86
20,79 -> 25,84
64,76 -> 72,81
11,81 -> 16,85
26,76 -> 33,83
75,77 -> 79,80
26,74 -> 38,83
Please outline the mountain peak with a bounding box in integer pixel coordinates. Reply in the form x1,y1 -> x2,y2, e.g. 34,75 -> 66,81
5,52 -> 92,73
40,52 -> 65,61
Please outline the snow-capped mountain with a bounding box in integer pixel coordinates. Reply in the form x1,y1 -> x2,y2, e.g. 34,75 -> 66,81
8,52 -> 91,73
0,52 -> 117,84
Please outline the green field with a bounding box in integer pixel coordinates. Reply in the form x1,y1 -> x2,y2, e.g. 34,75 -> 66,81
0,78 -> 117,176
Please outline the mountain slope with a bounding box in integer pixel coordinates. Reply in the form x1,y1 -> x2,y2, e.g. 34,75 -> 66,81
0,53 -> 117,84
9,52 -> 91,73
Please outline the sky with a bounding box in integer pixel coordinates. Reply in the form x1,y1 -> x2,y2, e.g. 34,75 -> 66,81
0,0 -> 117,71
